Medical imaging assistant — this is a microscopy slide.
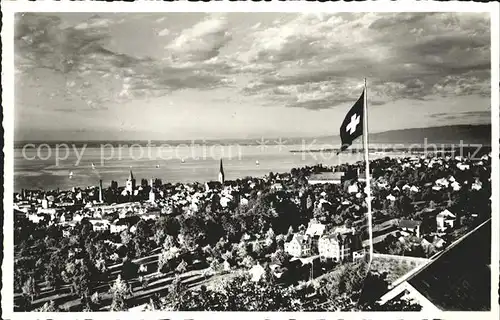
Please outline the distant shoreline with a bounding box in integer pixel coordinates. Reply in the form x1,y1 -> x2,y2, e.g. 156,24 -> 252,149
13,124 -> 492,149
13,142 -> 493,149
289,146 -> 492,154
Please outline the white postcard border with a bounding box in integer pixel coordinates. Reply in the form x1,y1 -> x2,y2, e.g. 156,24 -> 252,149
2,1 -> 499,319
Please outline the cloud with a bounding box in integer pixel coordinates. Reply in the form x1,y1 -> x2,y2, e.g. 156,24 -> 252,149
156,28 -> 170,37
74,14 -> 115,30
15,13 -> 491,114
15,13 -> 133,74
15,13 -> 234,107
165,14 -> 232,62
236,12 -> 490,110
427,111 -> 491,122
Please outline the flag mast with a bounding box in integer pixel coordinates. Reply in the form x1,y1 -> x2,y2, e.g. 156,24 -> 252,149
363,78 -> 373,265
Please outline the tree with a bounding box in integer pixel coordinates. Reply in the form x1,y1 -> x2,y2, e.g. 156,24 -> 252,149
36,300 -> 57,312
44,251 -> 64,290
222,275 -> 303,311
163,234 -> 176,250
317,261 -> 369,305
251,241 -> 264,258
271,249 -> 286,266
237,241 -> 248,260
22,276 -> 38,302
73,258 -> 96,307
210,259 -> 221,273
266,228 -> 276,241
364,298 -> 422,311
134,220 -> 151,257
154,227 -> 166,247
176,260 -> 188,274
121,257 -> 139,281
158,275 -> 304,311
158,247 -> 178,273
241,255 -> 255,269
164,276 -> 187,310
91,291 -> 101,305
110,275 -> 129,311
176,285 -> 228,311
120,230 -> 133,246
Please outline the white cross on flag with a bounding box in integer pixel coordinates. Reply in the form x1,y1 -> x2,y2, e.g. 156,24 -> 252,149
339,90 -> 364,153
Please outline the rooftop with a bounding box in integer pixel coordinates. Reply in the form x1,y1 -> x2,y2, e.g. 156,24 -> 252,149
398,219 -> 422,229
308,172 -> 345,181
381,219 -> 491,311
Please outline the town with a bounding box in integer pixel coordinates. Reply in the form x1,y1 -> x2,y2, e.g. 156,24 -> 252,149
13,151 -> 492,311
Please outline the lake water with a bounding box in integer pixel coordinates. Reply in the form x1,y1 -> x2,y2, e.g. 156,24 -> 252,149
14,143 -> 403,192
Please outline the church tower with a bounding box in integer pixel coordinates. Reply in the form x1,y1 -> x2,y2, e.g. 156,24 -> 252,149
149,178 -> 156,203
126,170 -> 136,194
218,159 -> 225,184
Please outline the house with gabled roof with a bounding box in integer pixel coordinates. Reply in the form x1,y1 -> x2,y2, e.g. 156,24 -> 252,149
436,209 -> 456,232
398,219 -> 422,238
308,171 -> 345,185
284,233 -> 311,258
318,233 -> 352,262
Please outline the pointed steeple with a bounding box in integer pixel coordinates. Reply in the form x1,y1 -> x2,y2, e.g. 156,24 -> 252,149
218,159 -> 225,184
126,168 -> 136,194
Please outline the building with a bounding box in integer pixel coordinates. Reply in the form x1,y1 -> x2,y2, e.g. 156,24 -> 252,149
88,219 -> 110,232
249,263 -> 266,282
271,183 -> 283,191
110,222 -> 129,234
305,219 -> 326,255
41,198 -> 49,209
347,183 -> 359,194
27,213 -> 47,224
98,180 -> 104,203
436,209 -> 456,232
205,181 -> 223,191
141,210 -> 161,221
471,179 -> 482,191
318,233 -> 352,262
284,234 -> 311,258
149,179 -> 156,203
398,219 -> 422,238
125,170 -> 136,194
386,194 -> 396,201
307,171 -> 345,185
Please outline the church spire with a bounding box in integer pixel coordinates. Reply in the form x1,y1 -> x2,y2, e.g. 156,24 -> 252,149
218,159 -> 225,184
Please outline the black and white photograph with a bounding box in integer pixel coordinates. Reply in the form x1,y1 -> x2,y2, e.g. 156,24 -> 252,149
2,2 -> 499,317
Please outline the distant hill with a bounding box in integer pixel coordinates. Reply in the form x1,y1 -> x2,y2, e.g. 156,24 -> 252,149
15,124 -> 491,148
367,124 -> 491,145
313,124 -> 492,146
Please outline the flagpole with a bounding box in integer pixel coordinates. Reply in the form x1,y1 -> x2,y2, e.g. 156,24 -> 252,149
363,78 -> 373,265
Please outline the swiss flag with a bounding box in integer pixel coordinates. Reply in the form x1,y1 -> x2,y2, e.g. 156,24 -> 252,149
339,90 -> 364,153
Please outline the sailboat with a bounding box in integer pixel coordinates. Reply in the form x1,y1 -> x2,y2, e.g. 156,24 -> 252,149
69,171 -> 74,178
255,160 -> 260,166
91,162 -> 96,170
181,158 -> 185,163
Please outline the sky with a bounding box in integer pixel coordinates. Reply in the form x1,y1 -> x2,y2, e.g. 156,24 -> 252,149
14,12 -> 492,141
